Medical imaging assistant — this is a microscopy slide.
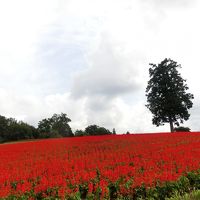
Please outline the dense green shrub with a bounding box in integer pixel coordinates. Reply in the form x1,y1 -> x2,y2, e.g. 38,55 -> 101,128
174,126 -> 190,132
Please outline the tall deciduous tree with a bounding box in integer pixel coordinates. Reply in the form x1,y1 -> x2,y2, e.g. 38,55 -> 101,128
146,58 -> 194,132
38,113 -> 73,137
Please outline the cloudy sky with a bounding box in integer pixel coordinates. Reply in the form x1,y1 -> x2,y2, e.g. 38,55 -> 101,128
0,0 -> 199,133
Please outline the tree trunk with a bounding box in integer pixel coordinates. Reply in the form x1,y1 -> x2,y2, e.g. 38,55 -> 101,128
169,118 -> 174,133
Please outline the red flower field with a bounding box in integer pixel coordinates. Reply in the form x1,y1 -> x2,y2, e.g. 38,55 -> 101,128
1,132 -> 200,199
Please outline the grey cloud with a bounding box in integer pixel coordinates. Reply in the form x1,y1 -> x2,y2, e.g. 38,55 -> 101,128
85,96 -> 112,112
70,33 -> 144,130
83,96 -> 123,130
72,72 -> 137,98
71,34 -> 140,99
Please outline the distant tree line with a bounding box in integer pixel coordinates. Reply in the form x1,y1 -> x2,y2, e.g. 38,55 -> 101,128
0,115 -> 39,143
0,113 -> 115,143
74,125 -> 115,137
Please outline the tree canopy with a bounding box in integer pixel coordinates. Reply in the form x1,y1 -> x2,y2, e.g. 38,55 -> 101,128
146,58 -> 194,132
0,113 -> 113,143
0,115 -> 39,142
38,113 -> 73,137
85,125 -> 112,136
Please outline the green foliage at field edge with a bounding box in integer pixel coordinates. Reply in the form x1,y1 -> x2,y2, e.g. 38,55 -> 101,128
2,170 -> 200,200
